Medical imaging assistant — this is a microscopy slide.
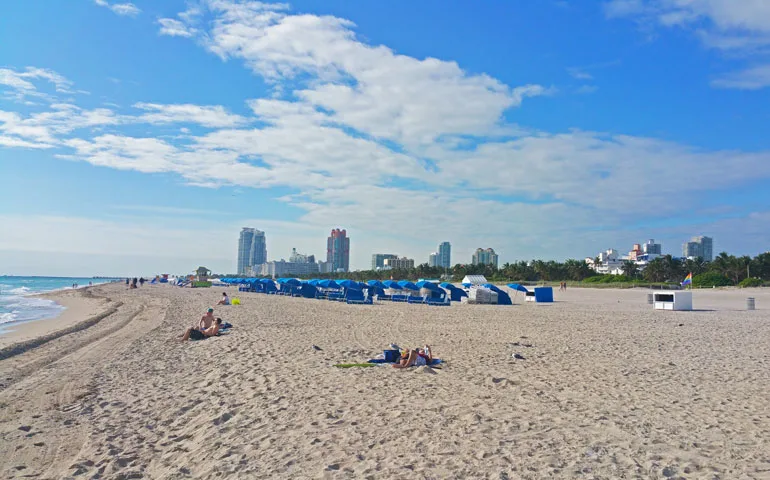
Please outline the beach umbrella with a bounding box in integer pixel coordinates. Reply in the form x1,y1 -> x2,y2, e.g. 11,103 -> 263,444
507,283 -> 528,304
461,282 -> 472,288
366,280 -> 386,289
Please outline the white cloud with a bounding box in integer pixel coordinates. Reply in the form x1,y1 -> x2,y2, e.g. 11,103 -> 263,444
604,0 -> 770,88
132,102 -> 249,127
93,0 -> 141,17
711,64 -> 770,89
157,18 -> 196,37
0,66 -> 76,102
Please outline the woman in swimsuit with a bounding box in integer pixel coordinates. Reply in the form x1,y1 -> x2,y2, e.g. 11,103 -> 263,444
393,345 -> 432,368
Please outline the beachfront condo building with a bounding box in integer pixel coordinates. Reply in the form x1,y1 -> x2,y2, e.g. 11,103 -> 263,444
327,228 -> 350,273
238,227 -> 267,275
643,239 -> 662,255
428,252 -> 438,267
383,257 -> 415,270
438,241 -> 451,269
372,253 -> 398,270
472,247 -> 499,267
682,236 -> 713,261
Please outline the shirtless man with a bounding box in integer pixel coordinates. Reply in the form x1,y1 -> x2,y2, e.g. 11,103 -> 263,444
181,318 -> 222,342
199,308 -> 215,330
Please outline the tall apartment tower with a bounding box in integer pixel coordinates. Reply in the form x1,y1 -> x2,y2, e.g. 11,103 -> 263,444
237,227 -> 267,274
372,253 -> 397,270
327,228 -> 350,272
438,241 -> 451,269
238,228 -> 255,275
472,247 -> 499,267
682,236 -> 713,262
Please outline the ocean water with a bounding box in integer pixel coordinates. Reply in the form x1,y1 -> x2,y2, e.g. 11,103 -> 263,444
0,276 -> 117,331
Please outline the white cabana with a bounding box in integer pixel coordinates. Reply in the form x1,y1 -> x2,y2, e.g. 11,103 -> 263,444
462,275 -> 487,285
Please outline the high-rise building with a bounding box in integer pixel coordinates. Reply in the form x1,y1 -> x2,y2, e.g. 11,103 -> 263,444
372,253 -> 398,270
682,236 -> 713,261
438,241 -> 451,269
238,228 -> 255,275
290,248 -> 314,264
238,227 -> 267,275
250,230 -> 267,266
471,248 -> 499,267
327,228 -> 350,272
428,252 -> 438,267
643,239 -> 662,255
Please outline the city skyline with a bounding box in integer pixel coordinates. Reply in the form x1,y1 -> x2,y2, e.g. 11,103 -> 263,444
2,1 -> 768,277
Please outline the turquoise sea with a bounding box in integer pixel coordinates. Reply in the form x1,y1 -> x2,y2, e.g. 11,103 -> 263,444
0,276 -> 118,332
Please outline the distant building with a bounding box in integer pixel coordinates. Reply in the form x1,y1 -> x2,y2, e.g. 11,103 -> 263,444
237,227 -> 267,275
327,228 -> 350,272
643,239 -> 662,255
318,261 -> 334,274
290,248 -> 315,264
261,260 -> 319,277
471,248 -> 498,267
438,241 -> 451,269
195,266 -> 211,282
682,236 -> 713,261
586,248 -> 624,275
383,257 -> 415,270
372,253 -> 398,271
428,252 -> 438,267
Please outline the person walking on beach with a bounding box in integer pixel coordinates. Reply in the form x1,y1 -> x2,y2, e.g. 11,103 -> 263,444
139,277 -> 145,286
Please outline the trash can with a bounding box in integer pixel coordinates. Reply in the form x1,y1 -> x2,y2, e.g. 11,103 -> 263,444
747,297 -> 755,311
647,293 -> 654,304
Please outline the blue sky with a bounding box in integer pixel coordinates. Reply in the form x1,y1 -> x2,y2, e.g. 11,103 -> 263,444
1,0 -> 769,276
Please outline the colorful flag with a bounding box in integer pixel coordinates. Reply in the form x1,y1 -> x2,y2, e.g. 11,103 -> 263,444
681,273 -> 692,286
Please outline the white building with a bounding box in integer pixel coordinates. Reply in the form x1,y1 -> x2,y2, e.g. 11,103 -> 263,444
260,260 -> 319,277
586,248 -> 625,275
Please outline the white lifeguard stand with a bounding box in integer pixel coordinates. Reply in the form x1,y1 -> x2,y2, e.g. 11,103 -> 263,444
653,291 -> 692,311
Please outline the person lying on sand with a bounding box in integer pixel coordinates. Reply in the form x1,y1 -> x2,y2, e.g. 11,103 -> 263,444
217,292 -> 230,305
393,345 -> 432,368
181,318 -> 222,342
199,308 -> 215,330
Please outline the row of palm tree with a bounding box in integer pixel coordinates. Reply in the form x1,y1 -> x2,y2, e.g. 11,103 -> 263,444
223,252 -> 769,286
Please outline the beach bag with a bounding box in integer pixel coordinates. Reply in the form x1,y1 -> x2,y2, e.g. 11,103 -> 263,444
383,350 -> 400,362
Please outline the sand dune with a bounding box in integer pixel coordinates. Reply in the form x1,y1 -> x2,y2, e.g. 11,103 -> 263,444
1,284 -> 769,479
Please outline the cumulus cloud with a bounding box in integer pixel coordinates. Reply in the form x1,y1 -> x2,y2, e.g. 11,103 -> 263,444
2,2 -> 769,266
157,18 -> 196,37
0,66 -> 76,102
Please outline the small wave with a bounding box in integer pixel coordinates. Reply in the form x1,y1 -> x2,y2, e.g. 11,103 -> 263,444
8,286 -> 32,295
0,297 -> 65,326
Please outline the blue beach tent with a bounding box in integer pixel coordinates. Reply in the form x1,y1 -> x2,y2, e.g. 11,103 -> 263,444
440,282 -> 468,302
481,283 -> 513,305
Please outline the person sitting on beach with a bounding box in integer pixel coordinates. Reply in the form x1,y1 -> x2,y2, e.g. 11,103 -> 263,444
181,318 -> 222,342
393,345 -> 432,368
217,292 -> 231,305
199,308 -> 215,330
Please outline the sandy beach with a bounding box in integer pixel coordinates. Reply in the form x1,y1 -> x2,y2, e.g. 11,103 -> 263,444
1,284 -> 769,479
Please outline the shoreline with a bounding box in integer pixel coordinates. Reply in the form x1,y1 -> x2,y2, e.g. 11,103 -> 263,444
0,287 -> 115,349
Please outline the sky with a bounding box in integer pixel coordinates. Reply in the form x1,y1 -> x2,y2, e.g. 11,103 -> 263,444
1,0 -> 770,276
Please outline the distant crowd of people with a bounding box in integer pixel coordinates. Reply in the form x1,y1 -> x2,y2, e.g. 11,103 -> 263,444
125,277 -> 146,289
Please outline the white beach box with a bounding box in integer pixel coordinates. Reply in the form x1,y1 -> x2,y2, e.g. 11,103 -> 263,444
653,291 -> 692,311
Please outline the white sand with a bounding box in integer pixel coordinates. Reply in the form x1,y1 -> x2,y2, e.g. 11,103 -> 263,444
0,284 -> 769,479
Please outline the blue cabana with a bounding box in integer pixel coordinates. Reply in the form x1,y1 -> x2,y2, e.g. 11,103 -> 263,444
366,280 -> 386,289
397,280 -> 419,291
297,283 -> 318,298
481,283 -> 513,305
440,282 -> 468,302
318,279 -> 341,290
339,279 -> 362,290
382,280 -> 403,290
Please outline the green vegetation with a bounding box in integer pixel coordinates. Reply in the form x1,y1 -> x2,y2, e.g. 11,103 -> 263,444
692,272 -> 731,288
738,278 -> 764,288
221,251 -> 770,289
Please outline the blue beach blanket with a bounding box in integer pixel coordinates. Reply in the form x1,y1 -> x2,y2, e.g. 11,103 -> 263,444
366,358 -> 442,366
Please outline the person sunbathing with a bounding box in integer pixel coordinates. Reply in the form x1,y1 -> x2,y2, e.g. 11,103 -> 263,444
393,345 -> 432,368
199,308 -> 215,330
217,292 -> 230,305
181,318 -> 222,342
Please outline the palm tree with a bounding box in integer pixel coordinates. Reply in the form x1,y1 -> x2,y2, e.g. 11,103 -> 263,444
621,260 -> 639,279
